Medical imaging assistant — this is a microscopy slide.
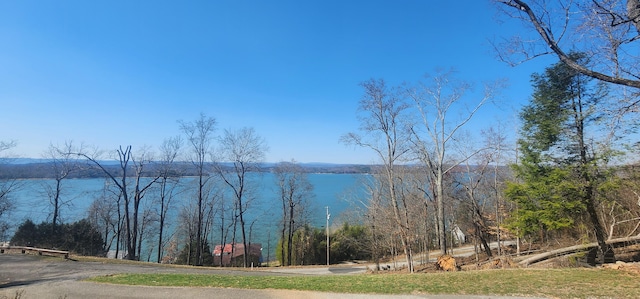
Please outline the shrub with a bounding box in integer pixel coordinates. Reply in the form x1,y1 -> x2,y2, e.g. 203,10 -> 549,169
10,219 -> 104,256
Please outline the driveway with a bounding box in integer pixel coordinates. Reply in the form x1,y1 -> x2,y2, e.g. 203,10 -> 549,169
267,241 -> 519,275
0,254 -> 543,299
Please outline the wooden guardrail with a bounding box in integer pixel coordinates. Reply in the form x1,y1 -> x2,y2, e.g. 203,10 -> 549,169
0,246 -> 69,259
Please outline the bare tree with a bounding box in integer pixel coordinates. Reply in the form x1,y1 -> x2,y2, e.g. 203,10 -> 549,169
455,141 -> 496,258
357,175 -> 388,271
129,148 -> 161,260
274,160 -> 314,266
0,140 -> 18,240
602,165 -> 640,238
75,146 -> 132,258
137,204 -> 158,261
154,136 -> 182,263
453,125 -> 512,259
76,145 -> 158,260
177,200 -> 198,264
201,181 -> 221,262
359,169 -> 419,270
214,192 -> 233,267
216,127 -> 268,267
179,113 -> 217,266
407,166 -> 437,264
407,70 -> 501,255
87,181 -> 120,254
342,78 -> 416,272
483,125 -> 512,256
42,141 -> 81,232
494,0 -> 640,90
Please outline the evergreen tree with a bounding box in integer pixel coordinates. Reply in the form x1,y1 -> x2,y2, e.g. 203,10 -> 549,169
11,219 -> 104,256
330,223 -> 371,262
10,219 -> 38,246
176,241 -> 214,266
64,219 -> 104,256
507,53 -> 616,262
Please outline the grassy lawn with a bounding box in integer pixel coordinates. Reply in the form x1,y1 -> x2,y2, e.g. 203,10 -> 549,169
88,268 -> 640,298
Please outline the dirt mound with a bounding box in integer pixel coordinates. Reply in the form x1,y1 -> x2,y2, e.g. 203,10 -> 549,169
414,262 -> 439,273
602,261 -> 640,274
479,257 -> 518,270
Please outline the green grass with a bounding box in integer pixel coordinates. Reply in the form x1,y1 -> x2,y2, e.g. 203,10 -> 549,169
88,268 -> 640,298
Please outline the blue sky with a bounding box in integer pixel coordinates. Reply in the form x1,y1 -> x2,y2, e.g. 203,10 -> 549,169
1,1 -> 554,164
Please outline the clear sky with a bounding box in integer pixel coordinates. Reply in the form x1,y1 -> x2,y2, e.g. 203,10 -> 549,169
0,1 -> 554,164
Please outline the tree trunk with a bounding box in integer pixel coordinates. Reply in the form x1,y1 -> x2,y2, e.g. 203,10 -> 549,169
287,202 -> 294,266
476,223 -> 492,257
239,207 -> 248,267
157,178 -> 166,263
585,191 -> 615,263
472,201 -> 492,257
280,212 -> 287,266
436,174 -> 447,255
387,167 -> 413,273
52,178 -> 62,232
196,172 -> 204,266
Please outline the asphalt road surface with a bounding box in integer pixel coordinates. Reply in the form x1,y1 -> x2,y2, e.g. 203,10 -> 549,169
0,254 -> 545,299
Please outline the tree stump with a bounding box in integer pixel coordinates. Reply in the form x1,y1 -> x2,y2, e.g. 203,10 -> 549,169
436,254 -> 459,271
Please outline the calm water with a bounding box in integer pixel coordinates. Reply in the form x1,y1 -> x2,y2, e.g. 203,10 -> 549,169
5,173 -> 369,261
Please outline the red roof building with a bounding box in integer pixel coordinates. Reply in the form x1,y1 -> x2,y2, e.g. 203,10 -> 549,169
213,243 -> 262,267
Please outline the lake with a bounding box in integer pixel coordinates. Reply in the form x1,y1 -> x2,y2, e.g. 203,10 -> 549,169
4,173 -> 370,261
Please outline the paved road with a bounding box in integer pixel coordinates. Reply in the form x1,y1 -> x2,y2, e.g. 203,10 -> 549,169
0,254 -> 544,299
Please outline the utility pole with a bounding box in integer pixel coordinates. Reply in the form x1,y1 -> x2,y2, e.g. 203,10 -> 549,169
326,206 -> 330,266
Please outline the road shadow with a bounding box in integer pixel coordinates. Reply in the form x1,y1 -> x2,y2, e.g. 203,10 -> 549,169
0,278 -> 57,289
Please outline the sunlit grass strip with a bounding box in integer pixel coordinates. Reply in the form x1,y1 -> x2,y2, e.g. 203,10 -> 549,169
88,268 -> 640,298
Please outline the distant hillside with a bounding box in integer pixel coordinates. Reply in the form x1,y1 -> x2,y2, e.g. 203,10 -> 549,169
0,159 -> 373,179
262,162 -> 373,174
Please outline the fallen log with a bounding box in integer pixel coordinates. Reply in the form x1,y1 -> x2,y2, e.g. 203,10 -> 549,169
519,235 -> 640,267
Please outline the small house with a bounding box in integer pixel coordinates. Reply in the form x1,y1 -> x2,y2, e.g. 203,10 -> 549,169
213,243 -> 262,267
452,225 -> 467,245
